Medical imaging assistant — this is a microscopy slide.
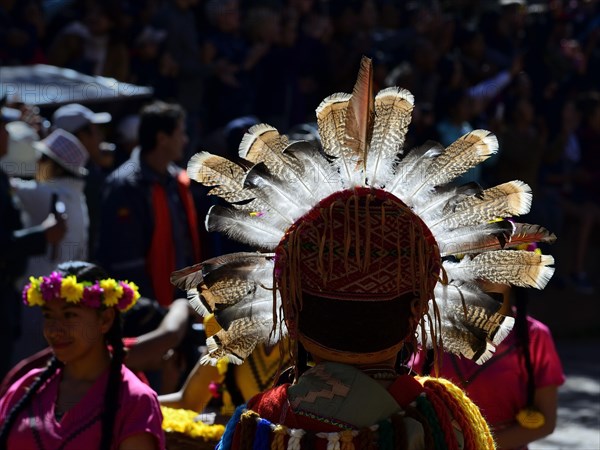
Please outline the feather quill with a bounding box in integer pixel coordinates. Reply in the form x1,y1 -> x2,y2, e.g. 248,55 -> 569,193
504,223 -> 557,249
437,220 -> 515,256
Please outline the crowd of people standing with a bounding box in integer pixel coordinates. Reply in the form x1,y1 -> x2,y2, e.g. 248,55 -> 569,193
0,0 -> 596,449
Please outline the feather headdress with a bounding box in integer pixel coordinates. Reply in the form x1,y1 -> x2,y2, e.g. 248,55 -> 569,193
174,57 -> 555,367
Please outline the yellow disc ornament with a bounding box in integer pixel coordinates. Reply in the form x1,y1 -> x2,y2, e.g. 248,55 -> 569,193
516,408 -> 545,429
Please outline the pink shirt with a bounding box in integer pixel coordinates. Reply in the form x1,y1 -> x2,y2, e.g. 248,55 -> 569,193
412,316 -> 565,426
0,365 -> 165,450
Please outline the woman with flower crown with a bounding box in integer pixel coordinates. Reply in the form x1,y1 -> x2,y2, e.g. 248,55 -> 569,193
0,261 -> 165,450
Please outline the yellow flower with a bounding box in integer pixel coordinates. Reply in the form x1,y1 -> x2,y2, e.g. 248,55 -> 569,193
160,406 -> 225,442
128,281 -> 141,301
100,279 -> 123,307
216,357 -> 229,376
60,276 -> 84,303
27,277 -> 44,306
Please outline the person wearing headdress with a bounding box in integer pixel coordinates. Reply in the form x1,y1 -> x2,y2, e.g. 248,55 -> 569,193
0,261 -> 164,449
172,57 -> 556,449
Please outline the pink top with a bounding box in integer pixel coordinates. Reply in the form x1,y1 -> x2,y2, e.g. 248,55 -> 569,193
0,365 -> 165,450
412,316 -> 565,426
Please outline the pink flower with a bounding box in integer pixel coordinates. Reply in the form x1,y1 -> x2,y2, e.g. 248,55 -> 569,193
117,282 -> 134,311
21,283 -> 31,305
82,284 -> 103,308
208,381 -> 222,398
40,272 -> 62,301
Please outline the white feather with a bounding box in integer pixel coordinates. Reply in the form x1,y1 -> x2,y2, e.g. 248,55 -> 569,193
205,205 -> 285,250
284,141 -> 344,198
387,141 -> 444,203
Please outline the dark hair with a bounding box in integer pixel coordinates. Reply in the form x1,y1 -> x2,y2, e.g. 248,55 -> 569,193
298,293 -> 415,353
138,101 -> 185,154
0,261 -> 124,450
0,357 -> 63,450
514,288 -> 535,409
71,121 -> 93,137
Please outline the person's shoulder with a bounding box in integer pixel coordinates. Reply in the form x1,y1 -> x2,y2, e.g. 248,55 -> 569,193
2,367 -> 51,400
119,366 -> 158,399
247,384 -> 289,417
13,367 -> 48,385
526,315 -> 552,335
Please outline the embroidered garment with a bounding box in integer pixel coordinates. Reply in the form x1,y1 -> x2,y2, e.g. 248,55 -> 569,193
216,362 -> 497,450
0,365 -> 165,450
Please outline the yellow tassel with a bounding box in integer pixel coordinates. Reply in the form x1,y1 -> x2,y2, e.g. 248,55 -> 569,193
516,408 -> 545,429
271,424 -> 287,450
220,390 -> 236,416
340,430 -> 355,450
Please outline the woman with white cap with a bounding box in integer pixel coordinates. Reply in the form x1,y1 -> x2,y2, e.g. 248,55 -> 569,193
10,128 -> 90,362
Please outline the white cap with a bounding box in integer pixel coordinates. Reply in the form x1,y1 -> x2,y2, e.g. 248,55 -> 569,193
52,103 -> 111,134
1,106 -> 21,123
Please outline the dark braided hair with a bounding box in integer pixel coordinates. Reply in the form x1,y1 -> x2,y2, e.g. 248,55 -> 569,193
0,261 -> 125,450
0,357 -> 63,450
514,287 -> 536,408
100,306 -> 125,450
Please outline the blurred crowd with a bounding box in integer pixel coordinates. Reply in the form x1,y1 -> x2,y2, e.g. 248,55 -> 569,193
1,0 -> 599,391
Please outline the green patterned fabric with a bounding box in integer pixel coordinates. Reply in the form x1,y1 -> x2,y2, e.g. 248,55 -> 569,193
288,362 -> 401,428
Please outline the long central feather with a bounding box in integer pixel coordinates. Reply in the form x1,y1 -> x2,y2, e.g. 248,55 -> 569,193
344,56 -> 375,178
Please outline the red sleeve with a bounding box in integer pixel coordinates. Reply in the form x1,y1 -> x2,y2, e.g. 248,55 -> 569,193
115,367 -> 165,449
528,317 -> 565,389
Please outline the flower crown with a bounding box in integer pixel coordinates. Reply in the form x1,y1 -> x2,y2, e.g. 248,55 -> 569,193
22,272 -> 141,312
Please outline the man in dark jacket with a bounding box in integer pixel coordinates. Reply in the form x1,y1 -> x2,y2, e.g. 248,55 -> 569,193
97,101 -> 201,308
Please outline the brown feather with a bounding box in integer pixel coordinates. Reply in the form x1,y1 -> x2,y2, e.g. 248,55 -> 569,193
315,93 -> 351,159
344,56 -> 375,173
505,223 -> 557,248
187,152 -> 254,204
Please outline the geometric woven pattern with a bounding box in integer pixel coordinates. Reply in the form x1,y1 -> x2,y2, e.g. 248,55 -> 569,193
276,187 -> 440,301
